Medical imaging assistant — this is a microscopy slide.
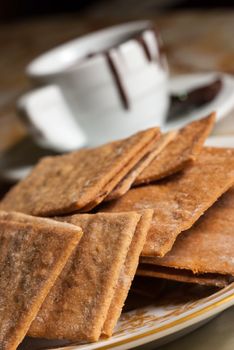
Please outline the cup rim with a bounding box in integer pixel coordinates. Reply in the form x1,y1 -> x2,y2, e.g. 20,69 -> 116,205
26,20 -> 153,80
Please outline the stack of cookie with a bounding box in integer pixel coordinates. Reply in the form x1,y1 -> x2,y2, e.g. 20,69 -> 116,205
1,112 -> 234,349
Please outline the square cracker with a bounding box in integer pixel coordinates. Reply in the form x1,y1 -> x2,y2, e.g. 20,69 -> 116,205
134,113 -> 215,185
28,212 -> 141,342
102,209 -> 153,336
80,131 -> 161,211
137,264 -> 231,288
0,128 -> 159,216
102,147 -> 234,257
0,210 -> 83,232
105,132 -> 176,201
141,187 -> 234,278
0,216 -> 82,350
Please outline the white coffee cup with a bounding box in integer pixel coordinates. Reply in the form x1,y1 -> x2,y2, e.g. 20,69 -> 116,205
18,20 -> 169,152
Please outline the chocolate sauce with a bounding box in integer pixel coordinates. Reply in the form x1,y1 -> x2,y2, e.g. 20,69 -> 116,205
150,25 -> 167,69
72,26 -> 165,110
167,78 -> 222,120
81,50 -> 130,109
135,35 -> 153,62
103,27 -> 164,110
106,51 -> 130,110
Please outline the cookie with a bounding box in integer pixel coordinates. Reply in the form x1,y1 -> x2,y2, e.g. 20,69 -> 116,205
102,148 -> 234,257
0,128 -> 160,216
141,187 -> 234,277
102,209 -> 153,336
135,113 -> 215,185
28,212 -> 141,342
105,132 -> 176,201
0,216 -> 81,350
137,264 -> 231,288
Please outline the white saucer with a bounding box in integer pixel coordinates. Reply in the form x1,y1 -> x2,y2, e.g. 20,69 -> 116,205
1,72 -> 234,183
163,72 -> 234,131
0,137 -> 57,183
205,135 -> 234,148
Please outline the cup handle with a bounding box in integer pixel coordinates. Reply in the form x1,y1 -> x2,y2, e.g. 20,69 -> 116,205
17,85 -> 87,152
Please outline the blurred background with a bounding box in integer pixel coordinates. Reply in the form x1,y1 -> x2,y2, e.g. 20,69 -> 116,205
1,0 -> 234,20
1,0 -> 234,196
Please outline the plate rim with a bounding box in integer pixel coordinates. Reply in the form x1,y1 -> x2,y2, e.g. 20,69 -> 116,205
163,72 -> 234,131
53,283 -> 234,350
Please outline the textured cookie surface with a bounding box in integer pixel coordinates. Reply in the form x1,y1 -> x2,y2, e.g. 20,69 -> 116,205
83,130 -> 161,210
141,187 -> 234,276
0,217 -> 81,350
135,113 -> 215,185
0,128 -> 159,216
106,132 -> 175,201
0,210 -> 83,235
102,209 -> 153,336
102,148 -> 234,257
28,212 -> 141,342
137,264 -> 231,288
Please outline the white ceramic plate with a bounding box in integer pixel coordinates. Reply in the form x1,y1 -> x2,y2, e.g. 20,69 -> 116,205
20,283 -> 234,350
163,72 -> 234,131
205,135 -> 234,148
0,137 -> 57,183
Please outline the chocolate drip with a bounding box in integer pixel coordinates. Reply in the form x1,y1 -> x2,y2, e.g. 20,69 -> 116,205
84,50 -> 129,109
71,26 -> 165,110
167,77 -> 222,120
153,27 -> 168,70
132,26 -> 167,71
106,51 -> 130,110
143,25 -> 166,69
135,35 -> 153,62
